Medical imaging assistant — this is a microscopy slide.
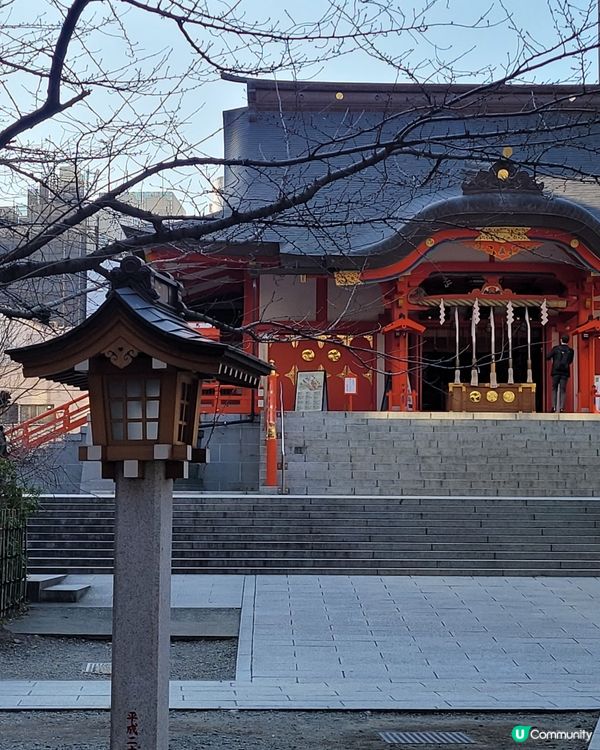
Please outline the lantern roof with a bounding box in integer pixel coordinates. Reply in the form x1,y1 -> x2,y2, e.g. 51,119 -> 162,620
7,256 -> 271,389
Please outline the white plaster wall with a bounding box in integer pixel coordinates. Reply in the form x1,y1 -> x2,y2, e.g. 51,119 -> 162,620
259,275 -> 316,321
327,281 -> 383,322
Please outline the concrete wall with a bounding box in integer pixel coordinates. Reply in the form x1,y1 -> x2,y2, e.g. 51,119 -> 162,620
78,419 -> 262,494
191,418 -> 261,492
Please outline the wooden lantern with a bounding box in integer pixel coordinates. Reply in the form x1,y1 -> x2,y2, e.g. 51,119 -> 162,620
8,256 -> 271,479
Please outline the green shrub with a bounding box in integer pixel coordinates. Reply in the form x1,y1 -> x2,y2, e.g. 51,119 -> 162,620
0,458 -> 39,516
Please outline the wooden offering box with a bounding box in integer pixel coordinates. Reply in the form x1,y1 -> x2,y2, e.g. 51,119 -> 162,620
448,383 -> 536,413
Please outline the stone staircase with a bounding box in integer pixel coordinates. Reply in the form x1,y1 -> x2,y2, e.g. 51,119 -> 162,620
277,413 -> 600,495
27,494 -> 600,576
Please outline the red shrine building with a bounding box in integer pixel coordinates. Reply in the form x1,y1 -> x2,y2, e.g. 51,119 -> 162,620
144,78 -> 600,415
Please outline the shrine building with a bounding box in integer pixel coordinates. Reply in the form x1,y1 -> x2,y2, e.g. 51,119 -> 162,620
145,78 -> 600,415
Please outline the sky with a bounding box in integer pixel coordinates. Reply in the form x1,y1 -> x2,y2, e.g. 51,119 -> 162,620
1,0 -> 599,209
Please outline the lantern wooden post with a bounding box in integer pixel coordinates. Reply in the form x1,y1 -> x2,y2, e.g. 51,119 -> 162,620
7,257 -> 271,750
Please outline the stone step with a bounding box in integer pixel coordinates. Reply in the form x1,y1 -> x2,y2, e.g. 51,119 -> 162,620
26,563 -> 596,577
28,529 -> 600,543
26,573 -> 67,602
169,556 -> 597,570
28,545 -> 600,560
30,512 -> 600,525
39,583 -> 91,603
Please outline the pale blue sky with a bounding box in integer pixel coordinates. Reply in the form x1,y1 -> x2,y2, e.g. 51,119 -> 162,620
1,0 -> 598,207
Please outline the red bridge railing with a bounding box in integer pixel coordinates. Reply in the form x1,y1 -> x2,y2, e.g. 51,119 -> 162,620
5,393 -> 90,451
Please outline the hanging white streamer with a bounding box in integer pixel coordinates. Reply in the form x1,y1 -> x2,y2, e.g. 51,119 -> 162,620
471,300 -> 479,386
525,307 -> 533,383
490,306 -> 497,388
454,306 -> 461,384
439,298 -> 446,326
507,301 -> 514,384
540,298 -> 548,326
472,298 -> 481,325
506,300 -> 514,327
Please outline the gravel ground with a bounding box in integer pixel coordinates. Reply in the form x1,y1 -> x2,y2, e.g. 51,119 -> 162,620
0,632 -> 237,681
0,710 -> 597,750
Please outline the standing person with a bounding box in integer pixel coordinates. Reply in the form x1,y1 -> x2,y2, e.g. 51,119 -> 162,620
546,334 -> 575,412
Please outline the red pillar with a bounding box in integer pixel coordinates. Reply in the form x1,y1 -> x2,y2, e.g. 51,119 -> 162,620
387,331 -> 410,411
264,370 -> 278,487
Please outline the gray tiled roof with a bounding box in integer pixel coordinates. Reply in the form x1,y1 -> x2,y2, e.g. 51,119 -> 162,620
213,98 -> 600,258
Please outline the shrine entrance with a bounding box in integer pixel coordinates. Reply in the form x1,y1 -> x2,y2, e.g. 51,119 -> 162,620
420,308 -> 546,412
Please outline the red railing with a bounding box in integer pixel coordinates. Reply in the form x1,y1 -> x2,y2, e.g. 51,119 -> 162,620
199,382 -> 254,416
5,393 -> 90,451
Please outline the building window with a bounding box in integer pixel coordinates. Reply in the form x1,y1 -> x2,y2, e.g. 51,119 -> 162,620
19,404 -> 54,423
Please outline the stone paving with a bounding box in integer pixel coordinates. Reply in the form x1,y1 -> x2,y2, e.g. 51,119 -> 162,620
1,574 -> 600,709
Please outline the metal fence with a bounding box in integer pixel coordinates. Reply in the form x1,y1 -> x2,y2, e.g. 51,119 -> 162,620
0,508 -> 27,619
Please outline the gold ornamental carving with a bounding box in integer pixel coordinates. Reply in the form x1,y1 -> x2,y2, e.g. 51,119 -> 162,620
486,390 -> 499,402
363,370 -> 373,384
103,338 -> 139,369
284,365 -> 298,385
468,226 -> 542,261
336,334 -> 354,347
334,271 -> 361,287
469,390 -> 481,403
337,365 -> 356,380
477,226 -> 531,242
301,349 -> 315,361
327,349 -> 341,362
503,390 -> 516,403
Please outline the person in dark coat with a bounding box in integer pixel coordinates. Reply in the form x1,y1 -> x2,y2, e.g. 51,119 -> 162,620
546,334 -> 575,412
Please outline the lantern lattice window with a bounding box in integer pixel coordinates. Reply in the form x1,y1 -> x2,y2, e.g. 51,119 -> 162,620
108,378 -> 161,441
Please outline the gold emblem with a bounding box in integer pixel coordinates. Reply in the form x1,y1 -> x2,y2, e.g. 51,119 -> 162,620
486,390 -> 499,402
327,349 -> 341,362
301,349 -> 315,361
503,391 -> 516,403
334,271 -> 361,286
469,391 -> 481,403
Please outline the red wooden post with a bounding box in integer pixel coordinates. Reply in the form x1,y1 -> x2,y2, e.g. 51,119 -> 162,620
264,369 -> 278,487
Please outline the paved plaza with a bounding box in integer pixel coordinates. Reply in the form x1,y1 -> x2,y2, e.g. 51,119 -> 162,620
1,575 -> 600,710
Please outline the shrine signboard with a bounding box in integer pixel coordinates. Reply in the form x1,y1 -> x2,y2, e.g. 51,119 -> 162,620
295,371 -> 326,411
